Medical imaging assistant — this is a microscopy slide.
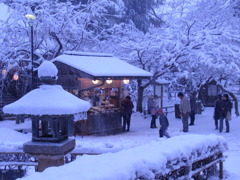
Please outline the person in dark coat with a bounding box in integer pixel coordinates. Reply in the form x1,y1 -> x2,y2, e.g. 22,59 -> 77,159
93,93 -> 100,106
121,96 -> 134,131
213,94 -> 222,130
219,94 -> 232,133
158,109 -> 170,138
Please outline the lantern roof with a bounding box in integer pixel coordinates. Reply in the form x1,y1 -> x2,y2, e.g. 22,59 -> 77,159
3,61 -> 91,116
3,84 -> 91,116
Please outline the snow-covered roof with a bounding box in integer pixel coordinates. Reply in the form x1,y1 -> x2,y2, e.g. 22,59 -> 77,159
156,78 -> 170,85
52,51 -> 152,78
3,85 -> 91,115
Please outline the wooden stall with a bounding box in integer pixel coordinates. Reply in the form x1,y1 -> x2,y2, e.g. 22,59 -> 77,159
53,52 -> 152,135
75,79 -> 123,135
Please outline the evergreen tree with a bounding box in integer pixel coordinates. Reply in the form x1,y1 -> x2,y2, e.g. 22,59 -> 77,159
122,0 -> 163,32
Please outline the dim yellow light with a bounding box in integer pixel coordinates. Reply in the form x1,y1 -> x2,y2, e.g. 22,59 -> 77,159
92,80 -> 99,84
25,14 -> 36,20
123,79 -> 130,84
106,80 -> 112,84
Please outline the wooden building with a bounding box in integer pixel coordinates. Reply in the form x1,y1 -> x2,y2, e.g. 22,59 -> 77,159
198,79 -> 223,107
52,51 -> 152,135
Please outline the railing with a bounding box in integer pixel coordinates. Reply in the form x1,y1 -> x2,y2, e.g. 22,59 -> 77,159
0,149 -> 225,179
68,152 -> 224,179
0,152 -> 38,170
144,105 -> 176,119
162,105 -> 175,115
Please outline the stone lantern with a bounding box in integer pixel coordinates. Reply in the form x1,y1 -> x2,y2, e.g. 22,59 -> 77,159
3,61 -> 91,172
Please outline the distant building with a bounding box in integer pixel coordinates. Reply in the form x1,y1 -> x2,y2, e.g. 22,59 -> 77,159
198,79 -> 223,107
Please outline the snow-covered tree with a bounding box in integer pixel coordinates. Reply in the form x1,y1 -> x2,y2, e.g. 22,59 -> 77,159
1,0 -> 127,60
1,0 -> 240,114
113,0 -> 240,112
122,0 -> 164,32
0,0 -> 127,97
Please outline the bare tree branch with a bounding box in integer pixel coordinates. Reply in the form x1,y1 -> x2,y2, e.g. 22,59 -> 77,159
49,31 -> 63,58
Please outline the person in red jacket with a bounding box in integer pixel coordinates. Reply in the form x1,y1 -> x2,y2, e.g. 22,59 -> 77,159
121,96 -> 134,131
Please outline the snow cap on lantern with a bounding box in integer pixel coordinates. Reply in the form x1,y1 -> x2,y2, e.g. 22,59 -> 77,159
38,61 -> 58,84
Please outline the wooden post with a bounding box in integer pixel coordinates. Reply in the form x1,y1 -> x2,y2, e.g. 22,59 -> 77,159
161,84 -> 163,108
219,161 -> 223,179
184,165 -> 191,175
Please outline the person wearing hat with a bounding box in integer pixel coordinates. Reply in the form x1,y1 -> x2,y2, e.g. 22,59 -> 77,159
177,92 -> 191,132
158,108 -> 170,138
213,94 -> 223,130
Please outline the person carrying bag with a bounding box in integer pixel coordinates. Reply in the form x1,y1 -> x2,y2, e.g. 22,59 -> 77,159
226,111 -> 231,121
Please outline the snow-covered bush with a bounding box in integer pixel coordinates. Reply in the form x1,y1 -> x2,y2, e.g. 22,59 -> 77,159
21,134 -> 227,180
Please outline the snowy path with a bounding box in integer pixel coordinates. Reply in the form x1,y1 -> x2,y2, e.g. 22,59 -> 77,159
0,107 -> 240,179
75,107 -> 240,179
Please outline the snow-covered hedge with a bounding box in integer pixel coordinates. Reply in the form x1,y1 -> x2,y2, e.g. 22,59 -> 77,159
21,134 -> 227,180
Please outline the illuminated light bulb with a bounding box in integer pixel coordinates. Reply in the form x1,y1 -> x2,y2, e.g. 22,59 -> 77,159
2,69 -> 7,75
25,14 -> 36,20
123,79 -> 130,84
13,73 -> 19,81
92,80 -> 99,84
106,80 -> 112,84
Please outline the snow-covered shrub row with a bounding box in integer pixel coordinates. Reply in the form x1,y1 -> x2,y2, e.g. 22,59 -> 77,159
21,134 -> 227,180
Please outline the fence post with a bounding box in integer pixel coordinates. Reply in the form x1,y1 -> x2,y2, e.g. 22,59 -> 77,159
184,163 -> 192,178
219,161 -> 223,179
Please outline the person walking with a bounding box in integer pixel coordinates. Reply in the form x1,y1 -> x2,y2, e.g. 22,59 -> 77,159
121,96 -> 134,131
150,105 -> 158,128
150,95 -> 159,128
213,94 -> 223,130
219,94 -> 232,133
158,109 -> 170,138
178,92 -> 191,132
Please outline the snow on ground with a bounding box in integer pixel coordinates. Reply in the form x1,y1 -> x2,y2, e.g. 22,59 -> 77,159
0,107 -> 240,179
0,119 -> 31,152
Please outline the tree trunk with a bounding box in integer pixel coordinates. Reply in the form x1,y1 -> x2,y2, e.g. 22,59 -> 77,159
137,79 -> 144,112
228,91 -> 239,116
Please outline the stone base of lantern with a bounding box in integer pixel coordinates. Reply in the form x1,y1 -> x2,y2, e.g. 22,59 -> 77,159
37,155 -> 65,172
23,138 -> 75,172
